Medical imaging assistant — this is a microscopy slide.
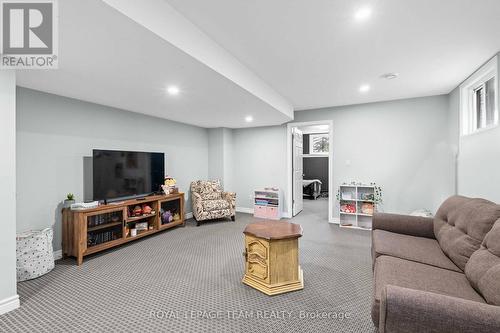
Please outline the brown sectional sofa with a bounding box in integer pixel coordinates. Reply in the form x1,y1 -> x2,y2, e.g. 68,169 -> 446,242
371,196 -> 500,333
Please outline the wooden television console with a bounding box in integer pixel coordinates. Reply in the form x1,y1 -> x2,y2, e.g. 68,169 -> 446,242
62,193 -> 184,265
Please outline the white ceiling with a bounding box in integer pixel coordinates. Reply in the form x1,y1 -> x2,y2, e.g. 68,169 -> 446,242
17,0 -> 500,128
16,0 -> 292,128
166,0 -> 500,110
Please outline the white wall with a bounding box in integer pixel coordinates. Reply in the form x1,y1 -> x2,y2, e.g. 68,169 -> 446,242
450,53 -> 500,203
207,128 -> 234,192
231,95 -> 454,217
16,88 -> 209,251
222,128 -> 234,192
231,126 -> 288,212
295,95 -> 454,216
208,128 -> 224,181
0,71 -> 19,314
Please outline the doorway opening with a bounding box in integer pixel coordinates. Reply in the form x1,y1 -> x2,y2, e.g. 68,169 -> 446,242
286,120 -> 333,222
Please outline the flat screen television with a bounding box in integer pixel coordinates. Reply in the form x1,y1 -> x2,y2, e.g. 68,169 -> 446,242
92,149 -> 165,202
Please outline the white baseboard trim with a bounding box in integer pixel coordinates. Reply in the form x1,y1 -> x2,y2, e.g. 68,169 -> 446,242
236,207 -> 254,214
0,295 -> 20,315
185,212 -> 193,220
236,207 -> 292,218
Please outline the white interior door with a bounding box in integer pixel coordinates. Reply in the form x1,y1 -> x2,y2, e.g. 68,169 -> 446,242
292,128 -> 303,216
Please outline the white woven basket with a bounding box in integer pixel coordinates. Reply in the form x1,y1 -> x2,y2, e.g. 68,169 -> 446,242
16,228 -> 55,282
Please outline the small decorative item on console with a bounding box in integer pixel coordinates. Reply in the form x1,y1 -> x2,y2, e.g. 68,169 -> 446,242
164,176 -> 176,186
162,176 -> 178,194
64,193 -> 75,208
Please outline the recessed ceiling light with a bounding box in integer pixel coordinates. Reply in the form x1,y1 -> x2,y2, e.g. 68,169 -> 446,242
359,84 -> 371,93
380,73 -> 399,80
354,6 -> 372,21
167,86 -> 180,95
245,115 -> 253,123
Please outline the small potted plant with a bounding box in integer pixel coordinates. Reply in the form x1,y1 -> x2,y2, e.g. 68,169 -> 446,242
64,193 -> 75,208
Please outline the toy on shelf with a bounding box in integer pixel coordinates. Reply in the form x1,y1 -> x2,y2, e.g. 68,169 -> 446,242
360,202 -> 374,215
360,193 -> 375,201
161,210 -> 173,224
132,205 -> 143,217
340,203 -> 356,214
142,205 -> 153,215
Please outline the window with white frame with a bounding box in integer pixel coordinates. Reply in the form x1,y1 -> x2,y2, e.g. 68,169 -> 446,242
460,57 -> 498,135
309,133 -> 329,154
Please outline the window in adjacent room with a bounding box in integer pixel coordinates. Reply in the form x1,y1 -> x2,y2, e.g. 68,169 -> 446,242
309,133 -> 329,154
460,56 -> 498,135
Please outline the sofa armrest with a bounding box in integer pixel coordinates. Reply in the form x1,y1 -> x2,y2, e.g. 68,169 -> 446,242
222,192 -> 236,215
373,213 -> 434,239
191,192 -> 203,220
380,285 -> 500,333
191,192 -> 202,202
222,192 -> 236,200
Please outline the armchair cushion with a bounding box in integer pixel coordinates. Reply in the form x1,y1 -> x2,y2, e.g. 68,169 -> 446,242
201,199 -> 230,212
380,285 -> 500,333
372,255 -> 485,326
200,192 -> 222,200
434,196 -> 500,271
372,230 -> 461,272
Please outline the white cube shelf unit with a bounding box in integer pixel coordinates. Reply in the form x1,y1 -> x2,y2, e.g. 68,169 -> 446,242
254,188 -> 282,220
338,184 -> 377,230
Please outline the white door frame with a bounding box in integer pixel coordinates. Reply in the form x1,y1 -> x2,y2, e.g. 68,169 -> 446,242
292,127 -> 304,216
286,120 -> 334,223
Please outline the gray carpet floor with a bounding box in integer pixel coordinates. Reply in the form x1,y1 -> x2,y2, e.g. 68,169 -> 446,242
0,199 -> 376,332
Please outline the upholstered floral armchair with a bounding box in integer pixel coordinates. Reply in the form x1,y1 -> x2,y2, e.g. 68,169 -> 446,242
190,180 -> 236,226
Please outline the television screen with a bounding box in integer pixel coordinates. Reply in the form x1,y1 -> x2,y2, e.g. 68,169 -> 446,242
92,150 -> 165,201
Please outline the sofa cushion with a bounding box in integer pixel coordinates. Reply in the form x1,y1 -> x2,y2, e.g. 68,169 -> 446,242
372,255 -> 485,326
201,199 -> 229,212
372,229 -> 461,272
465,220 -> 500,305
434,196 -> 500,271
